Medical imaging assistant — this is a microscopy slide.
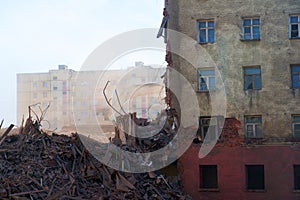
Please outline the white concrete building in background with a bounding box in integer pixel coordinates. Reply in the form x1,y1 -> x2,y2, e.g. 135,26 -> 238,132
17,63 -> 166,131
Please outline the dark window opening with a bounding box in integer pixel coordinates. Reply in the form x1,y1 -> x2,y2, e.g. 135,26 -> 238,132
246,165 -> 265,190
200,165 -> 218,189
294,165 -> 300,190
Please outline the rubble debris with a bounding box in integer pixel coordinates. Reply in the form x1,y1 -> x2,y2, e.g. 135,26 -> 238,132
0,118 -> 191,200
112,108 -> 179,154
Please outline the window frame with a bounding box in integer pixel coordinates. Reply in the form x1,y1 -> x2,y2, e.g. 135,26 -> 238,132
291,65 -> 300,89
243,66 -> 262,90
199,116 -> 219,141
197,69 -> 216,92
292,115 -> 300,138
244,116 -> 263,138
242,17 -> 260,40
289,15 -> 300,39
199,165 -> 218,189
197,19 -> 215,44
245,165 -> 265,191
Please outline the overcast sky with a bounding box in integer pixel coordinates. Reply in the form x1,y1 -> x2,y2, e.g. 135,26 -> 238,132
0,0 -> 165,127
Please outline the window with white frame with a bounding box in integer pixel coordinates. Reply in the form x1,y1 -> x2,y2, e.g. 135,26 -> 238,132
292,115 -> 300,138
289,15 -> 300,39
198,69 -> 215,91
245,116 -> 262,138
242,18 -> 260,40
199,117 -> 218,141
197,20 -> 214,44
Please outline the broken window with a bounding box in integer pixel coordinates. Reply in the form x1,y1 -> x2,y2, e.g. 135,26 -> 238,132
244,67 -> 261,90
199,117 -> 218,141
294,165 -> 300,190
289,15 -> 300,39
291,65 -> 300,89
197,20 -> 214,44
246,165 -> 265,190
245,116 -> 262,138
242,18 -> 260,40
198,69 -> 215,91
292,115 -> 300,138
200,165 -> 218,189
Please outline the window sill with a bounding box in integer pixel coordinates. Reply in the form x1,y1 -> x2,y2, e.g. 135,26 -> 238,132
245,189 -> 266,193
244,89 -> 262,91
289,37 -> 300,40
197,90 -> 216,93
240,39 -> 261,42
198,188 -> 220,192
198,42 -> 215,45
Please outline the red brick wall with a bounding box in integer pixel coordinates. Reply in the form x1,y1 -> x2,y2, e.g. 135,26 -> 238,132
179,145 -> 300,200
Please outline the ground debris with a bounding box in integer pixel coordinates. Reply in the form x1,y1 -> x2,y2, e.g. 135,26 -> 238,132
0,118 -> 191,200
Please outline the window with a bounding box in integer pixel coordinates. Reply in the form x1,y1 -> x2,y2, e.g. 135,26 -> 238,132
292,115 -> 300,138
198,69 -> 215,91
242,18 -> 260,40
289,15 -> 300,39
291,65 -> 300,89
245,116 -> 262,138
53,76 -> 58,80
199,117 -> 218,140
62,91 -> 67,95
200,165 -> 218,189
246,165 -> 265,190
244,67 -> 261,90
43,92 -> 47,98
53,86 -> 58,90
42,81 -> 47,88
33,82 -> 37,88
33,93 -> 37,99
294,165 -> 300,190
197,20 -> 214,44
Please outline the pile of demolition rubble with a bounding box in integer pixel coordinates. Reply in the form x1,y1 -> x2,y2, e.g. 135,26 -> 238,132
111,109 -> 179,153
0,116 -> 191,200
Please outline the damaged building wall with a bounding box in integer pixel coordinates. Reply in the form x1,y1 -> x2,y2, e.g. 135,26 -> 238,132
167,0 -> 300,138
163,0 -> 300,199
